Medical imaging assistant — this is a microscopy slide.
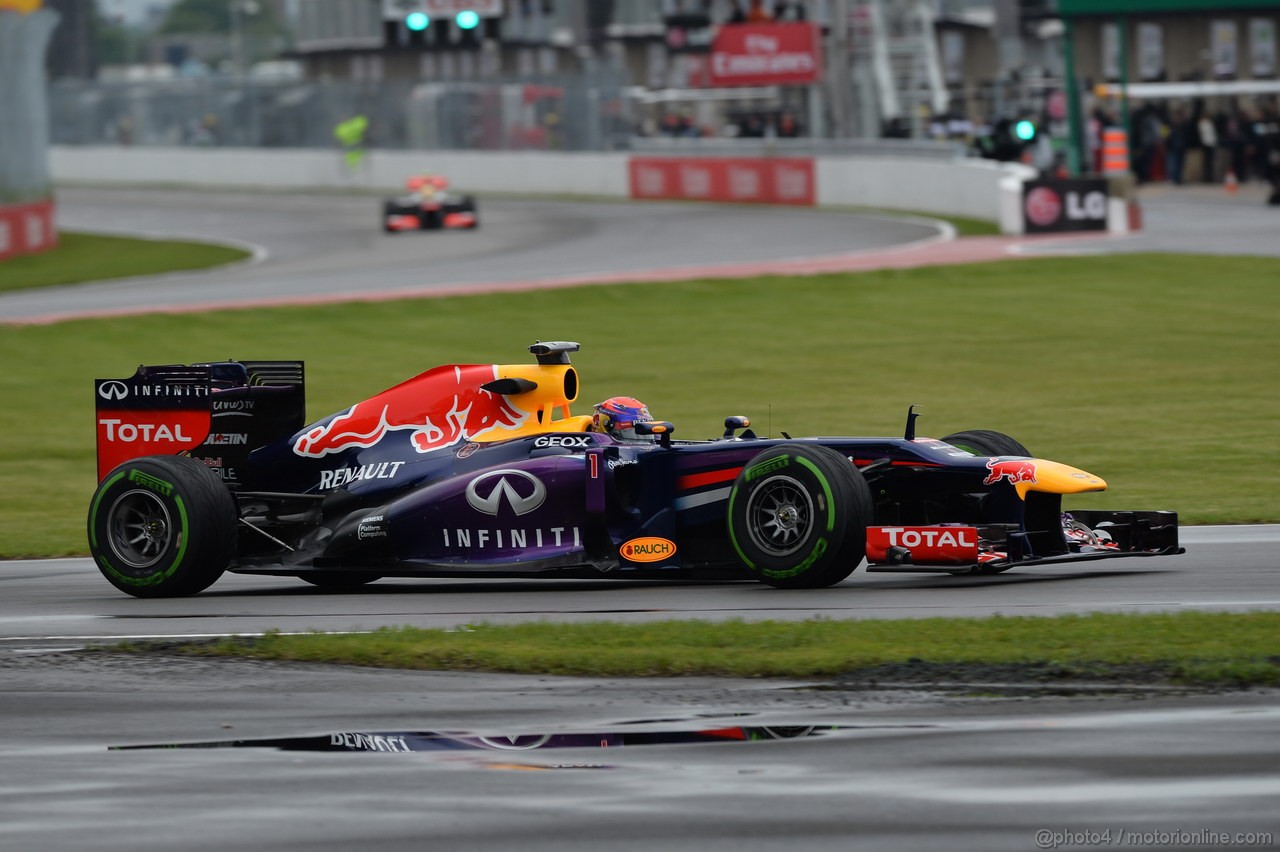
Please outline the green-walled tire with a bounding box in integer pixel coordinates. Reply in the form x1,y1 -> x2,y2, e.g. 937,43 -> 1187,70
727,444 -> 872,589
88,455 -> 237,598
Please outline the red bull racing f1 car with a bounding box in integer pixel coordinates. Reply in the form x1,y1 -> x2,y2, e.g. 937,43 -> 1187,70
88,342 -> 1182,597
382,174 -> 478,232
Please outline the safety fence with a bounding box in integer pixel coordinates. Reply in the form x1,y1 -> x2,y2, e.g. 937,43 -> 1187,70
48,75 -> 635,153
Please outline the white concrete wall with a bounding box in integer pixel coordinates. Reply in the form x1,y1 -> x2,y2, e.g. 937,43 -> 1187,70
52,146 -> 1025,226
816,157 -> 1034,221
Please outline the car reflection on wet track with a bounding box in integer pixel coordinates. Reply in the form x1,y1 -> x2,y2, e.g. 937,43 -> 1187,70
112,723 -> 847,753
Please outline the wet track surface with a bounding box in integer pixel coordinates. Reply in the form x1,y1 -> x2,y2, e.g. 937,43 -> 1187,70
1,527 -> 1278,643
1,534 -> 1277,849
1,649 -> 1276,851
0,187 -> 941,322
3,188 -> 1278,849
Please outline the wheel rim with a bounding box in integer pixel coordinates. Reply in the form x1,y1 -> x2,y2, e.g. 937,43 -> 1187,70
745,475 -> 814,558
107,488 -> 174,571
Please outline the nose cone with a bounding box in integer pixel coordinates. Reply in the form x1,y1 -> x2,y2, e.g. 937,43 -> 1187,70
1012,458 -> 1107,499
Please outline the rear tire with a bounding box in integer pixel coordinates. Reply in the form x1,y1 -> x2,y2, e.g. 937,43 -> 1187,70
941,429 -> 1031,458
88,456 -> 237,598
727,444 -> 872,588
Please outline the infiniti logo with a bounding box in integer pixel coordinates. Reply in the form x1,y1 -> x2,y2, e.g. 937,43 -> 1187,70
465,469 -> 547,516
475,734 -> 554,750
98,381 -> 129,401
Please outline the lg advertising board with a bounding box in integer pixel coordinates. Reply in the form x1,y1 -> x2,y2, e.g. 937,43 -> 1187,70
1022,179 -> 1109,234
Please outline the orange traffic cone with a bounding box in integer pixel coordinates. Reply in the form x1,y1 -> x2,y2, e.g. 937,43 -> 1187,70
1225,170 -> 1239,194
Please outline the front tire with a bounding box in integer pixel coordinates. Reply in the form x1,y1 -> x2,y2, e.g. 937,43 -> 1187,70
941,429 -> 1031,458
940,430 -> 1031,575
727,444 -> 872,588
88,456 -> 237,598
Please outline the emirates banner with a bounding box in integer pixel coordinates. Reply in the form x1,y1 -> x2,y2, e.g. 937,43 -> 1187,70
709,22 -> 822,88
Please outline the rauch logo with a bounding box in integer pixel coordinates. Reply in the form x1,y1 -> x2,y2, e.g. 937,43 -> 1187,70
620,537 -> 677,563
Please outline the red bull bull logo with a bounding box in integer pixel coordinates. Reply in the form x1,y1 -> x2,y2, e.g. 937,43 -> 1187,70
983,458 -> 1038,486
293,364 -> 528,458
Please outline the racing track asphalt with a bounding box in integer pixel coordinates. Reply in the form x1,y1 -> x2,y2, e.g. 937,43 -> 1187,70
0,526 -> 1276,645
0,187 -> 945,323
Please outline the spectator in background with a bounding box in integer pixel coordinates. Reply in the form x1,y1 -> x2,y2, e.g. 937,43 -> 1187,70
746,0 -> 774,22
1197,109 -> 1218,183
1087,107 -> 1114,173
1130,104 -> 1164,183
1166,108 -> 1190,185
1222,111 -> 1246,182
777,111 -> 800,138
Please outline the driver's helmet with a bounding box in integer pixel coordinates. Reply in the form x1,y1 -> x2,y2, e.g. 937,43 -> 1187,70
591,396 -> 653,442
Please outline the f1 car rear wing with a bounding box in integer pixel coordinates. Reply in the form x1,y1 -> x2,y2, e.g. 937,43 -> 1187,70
95,361 -> 305,484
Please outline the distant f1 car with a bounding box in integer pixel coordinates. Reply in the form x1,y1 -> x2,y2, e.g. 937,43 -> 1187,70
382,173 -> 478,232
88,342 -> 1182,597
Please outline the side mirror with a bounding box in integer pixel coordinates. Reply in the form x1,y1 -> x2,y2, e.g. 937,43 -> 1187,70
634,420 -> 675,447
723,416 -> 751,438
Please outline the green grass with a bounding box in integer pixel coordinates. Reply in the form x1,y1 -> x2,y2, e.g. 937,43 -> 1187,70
0,232 -> 250,293
1,252 -> 1277,557
161,611 -> 1280,686
827,205 -> 1000,236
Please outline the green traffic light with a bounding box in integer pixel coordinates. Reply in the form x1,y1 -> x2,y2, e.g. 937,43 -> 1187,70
1014,120 -> 1036,141
405,12 -> 430,31
455,10 -> 480,29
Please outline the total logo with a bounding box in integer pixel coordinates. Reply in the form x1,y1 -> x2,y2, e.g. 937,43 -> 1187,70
621,537 -> 677,563
874,527 -> 976,549
98,419 -> 195,443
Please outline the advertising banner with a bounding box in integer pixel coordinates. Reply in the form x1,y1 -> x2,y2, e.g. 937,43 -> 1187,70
1022,179 -> 1108,234
424,0 -> 501,16
708,22 -> 822,88
0,200 -> 57,261
629,158 -> 815,206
